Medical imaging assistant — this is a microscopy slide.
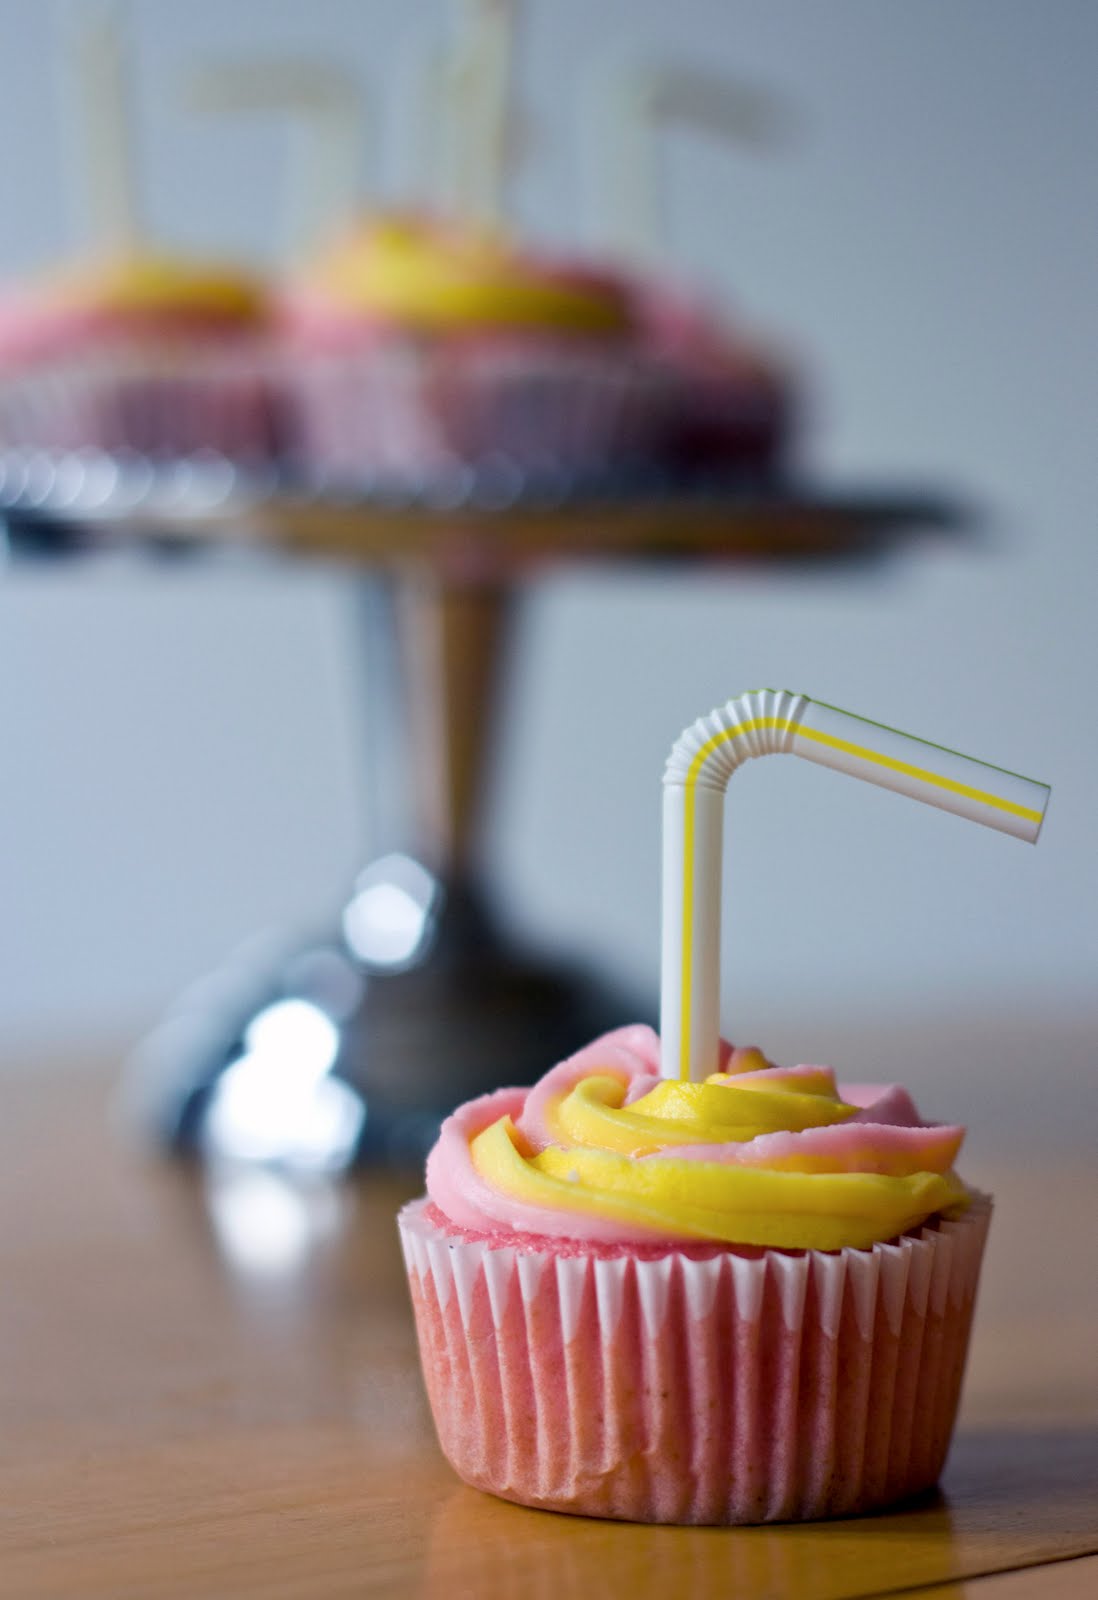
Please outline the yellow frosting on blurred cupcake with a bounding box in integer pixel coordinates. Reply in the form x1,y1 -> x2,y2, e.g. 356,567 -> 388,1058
303,214 -> 632,335
37,252 -> 267,325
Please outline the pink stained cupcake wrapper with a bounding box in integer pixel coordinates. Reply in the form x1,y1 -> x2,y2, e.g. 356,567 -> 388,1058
398,1194 -> 991,1526
0,341 -> 286,462
286,339 -> 674,480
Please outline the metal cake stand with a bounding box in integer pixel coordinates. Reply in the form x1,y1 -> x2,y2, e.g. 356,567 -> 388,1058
0,451 -> 963,1171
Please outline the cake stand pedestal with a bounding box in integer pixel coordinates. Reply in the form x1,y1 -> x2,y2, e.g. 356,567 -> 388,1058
0,456 -> 963,1168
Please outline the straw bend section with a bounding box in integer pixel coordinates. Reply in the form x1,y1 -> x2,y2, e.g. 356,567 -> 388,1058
660,688 -> 1050,1082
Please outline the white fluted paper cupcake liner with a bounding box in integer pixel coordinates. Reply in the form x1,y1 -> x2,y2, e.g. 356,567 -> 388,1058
0,341 -> 286,462
399,1194 -> 991,1525
286,338 -> 673,481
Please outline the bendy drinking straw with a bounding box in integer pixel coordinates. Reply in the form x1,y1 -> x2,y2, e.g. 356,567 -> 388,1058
660,688 -> 1050,1082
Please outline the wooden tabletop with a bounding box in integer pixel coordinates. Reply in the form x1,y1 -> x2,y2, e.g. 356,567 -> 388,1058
1,1062 -> 1095,1600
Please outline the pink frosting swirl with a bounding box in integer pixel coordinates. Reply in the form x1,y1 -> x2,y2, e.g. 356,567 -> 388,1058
426,1026 -> 965,1248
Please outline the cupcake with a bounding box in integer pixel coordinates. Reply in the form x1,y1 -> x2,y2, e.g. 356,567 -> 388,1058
399,1027 -> 989,1525
399,686 -> 1047,1525
281,213 -> 673,483
0,251 -> 283,462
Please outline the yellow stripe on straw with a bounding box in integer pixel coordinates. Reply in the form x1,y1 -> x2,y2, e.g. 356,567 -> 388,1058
793,726 -> 1045,825
684,719 -> 1044,821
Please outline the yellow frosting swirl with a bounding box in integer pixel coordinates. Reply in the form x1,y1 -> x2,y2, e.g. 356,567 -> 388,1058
437,1032 -> 968,1251
302,215 -> 631,334
38,253 -> 267,323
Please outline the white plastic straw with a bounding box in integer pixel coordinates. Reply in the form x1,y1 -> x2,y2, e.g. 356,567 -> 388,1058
660,688 -> 1050,1082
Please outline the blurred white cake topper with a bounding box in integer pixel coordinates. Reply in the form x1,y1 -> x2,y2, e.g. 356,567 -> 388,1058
181,0 -> 517,253
64,0 -> 791,274
414,0 -> 523,227
183,59 -> 366,263
602,62 -> 794,267
65,1 -> 140,253
448,0 -> 519,224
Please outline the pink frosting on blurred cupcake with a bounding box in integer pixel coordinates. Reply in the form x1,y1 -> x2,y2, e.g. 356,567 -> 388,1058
628,277 -> 795,471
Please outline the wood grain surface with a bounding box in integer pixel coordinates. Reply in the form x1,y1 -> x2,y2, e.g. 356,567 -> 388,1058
916,1556 -> 1098,1600
1,1063 -> 1095,1600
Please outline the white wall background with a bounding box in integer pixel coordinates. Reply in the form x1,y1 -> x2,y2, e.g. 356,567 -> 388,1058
1,1 -> 1095,1094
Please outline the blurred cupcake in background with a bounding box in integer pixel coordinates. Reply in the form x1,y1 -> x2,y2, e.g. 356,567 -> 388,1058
0,251 -> 284,462
0,5 -> 798,487
280,212 -> 674,484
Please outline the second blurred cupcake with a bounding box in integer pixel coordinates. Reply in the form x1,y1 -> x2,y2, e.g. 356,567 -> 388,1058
280,213 -> 674,485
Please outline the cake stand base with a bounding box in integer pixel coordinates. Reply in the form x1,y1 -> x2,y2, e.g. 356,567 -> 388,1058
127,871 -> 648,1173
5,456 -> 963,1174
